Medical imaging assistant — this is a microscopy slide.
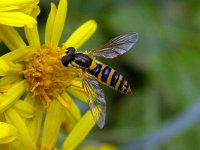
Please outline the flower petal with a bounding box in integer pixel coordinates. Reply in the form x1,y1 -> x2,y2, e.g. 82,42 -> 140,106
66,79 -> 88,103
0,25 -> 26,50
0,122 -> 18,144
25,94 -> 43,143
13,100 -> 34,118
0,75 -> 22,93
62,92 -> 81,121
5,108 -> 37,149
0,75 -> 22,86
45,3 -> 57,45
0,80 -> 26,113
0,12 -> 36,28
0,0 -> 39,7
62,110 -> 95,150
50,0 -> 67,47
1,46 -> 37,63
45,0 -> 67,47
24,6 -> 40,46
62,92 -> 82,132
0,58 -> 9,76
0,59 -> 24,79
63,20 -> 97,49
4,61 -> 24,75
61,92 -> 82,132
41,100 -> 64,149
57,93 -> 71,109
66,87 -> 88,103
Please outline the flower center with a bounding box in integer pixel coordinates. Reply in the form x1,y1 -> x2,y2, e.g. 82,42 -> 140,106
24,45 -> 78,105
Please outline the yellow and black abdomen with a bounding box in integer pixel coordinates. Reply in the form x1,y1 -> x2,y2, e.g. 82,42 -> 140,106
88,63 -> 132,95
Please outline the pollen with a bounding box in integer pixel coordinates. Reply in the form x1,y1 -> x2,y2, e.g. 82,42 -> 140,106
24,45 -> 78,105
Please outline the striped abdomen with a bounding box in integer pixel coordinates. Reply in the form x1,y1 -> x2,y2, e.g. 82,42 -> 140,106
88,63 -> 132,95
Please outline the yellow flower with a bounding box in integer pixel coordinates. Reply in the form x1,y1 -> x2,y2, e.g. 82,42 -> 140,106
0,0 -> 39,28
0,0 -> 98,149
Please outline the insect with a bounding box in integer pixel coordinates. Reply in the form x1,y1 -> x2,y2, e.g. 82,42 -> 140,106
61,32 -> 138,128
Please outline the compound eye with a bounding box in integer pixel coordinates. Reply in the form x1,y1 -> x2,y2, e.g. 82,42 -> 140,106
62,54 -> 72,67
66,47 -> 75,54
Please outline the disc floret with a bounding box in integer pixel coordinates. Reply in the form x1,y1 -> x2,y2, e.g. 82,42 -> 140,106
24,45 -> 77,105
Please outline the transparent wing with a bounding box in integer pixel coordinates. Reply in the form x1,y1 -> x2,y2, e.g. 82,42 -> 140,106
92,32 -> 138,58
82,72 -> 106,128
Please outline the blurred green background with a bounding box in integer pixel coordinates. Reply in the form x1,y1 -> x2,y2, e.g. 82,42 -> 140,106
2,0 -> 200,149
35,0 -> 200,149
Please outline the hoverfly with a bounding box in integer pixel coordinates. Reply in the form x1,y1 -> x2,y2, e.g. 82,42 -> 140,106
62,32 -> 138,128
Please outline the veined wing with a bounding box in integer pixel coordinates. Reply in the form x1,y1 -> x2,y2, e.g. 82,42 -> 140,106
82,72 -> 106,128
92,32 -> 138,58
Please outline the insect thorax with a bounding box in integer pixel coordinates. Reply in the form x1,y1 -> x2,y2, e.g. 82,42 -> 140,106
72,53 -> 93,69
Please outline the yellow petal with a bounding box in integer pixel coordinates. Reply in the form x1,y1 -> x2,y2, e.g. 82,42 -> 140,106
0,80 -> 26,113
62,92 -> 82,132
62,110 -> 95,150
50,0 -> 67,47
11,140 -> 25,150
0,75 -> 22,87
25,94 -> 43,143
70,79 -> 82,88
45,3 -> 57,45
0,58 -> 9,76
57,93 -> 71,109
0,12 -> 36,28
13,100 -> 34,118
0,25 -> 26,50
62,92 -> 81,120
4,108 -> 37,149
1,46 -> 37,63
41,100 -> 64,149
62,92 -> 81,122
66,79 -> 87,103
0,122 -> 18,144
24,6 -> 40,46
0,75 -> 22,93
4,60 -> 24,75
63,20 -> 97,49
66,87 -> 88,103
0,0 -> 39,7
63,103 -> 82,132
